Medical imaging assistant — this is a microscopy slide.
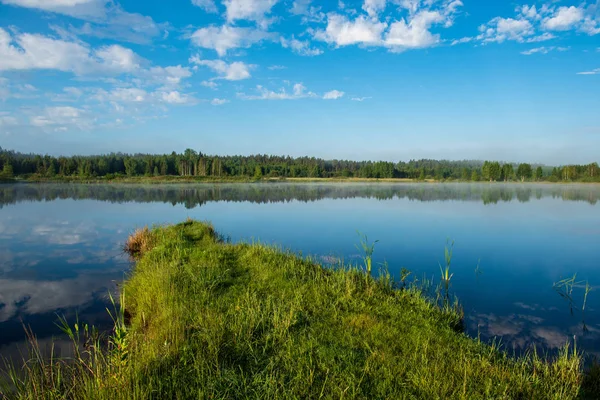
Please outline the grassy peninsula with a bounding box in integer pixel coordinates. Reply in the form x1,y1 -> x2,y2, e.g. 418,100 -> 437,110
4,221 -> 599,399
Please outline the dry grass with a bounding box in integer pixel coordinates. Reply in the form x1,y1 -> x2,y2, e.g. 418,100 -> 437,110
123,227 -> 154,257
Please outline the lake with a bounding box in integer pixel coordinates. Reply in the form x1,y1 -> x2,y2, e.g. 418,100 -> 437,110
1,182 -> 599,362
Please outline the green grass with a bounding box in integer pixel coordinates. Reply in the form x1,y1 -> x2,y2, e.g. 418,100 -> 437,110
2,220 -> 599,399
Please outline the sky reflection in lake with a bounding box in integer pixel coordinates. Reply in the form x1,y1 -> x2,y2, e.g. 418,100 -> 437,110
0,183 -> 599,360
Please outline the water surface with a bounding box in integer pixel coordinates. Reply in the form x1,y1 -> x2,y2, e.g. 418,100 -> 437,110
1,182 -> 599,360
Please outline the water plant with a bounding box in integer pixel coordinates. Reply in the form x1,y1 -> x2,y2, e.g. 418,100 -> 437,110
438,239 -> 455,302
553,274 -> 594,333
355,231 -> 378,278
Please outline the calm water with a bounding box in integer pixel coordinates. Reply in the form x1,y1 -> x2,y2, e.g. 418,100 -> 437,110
1,182 -> 599,361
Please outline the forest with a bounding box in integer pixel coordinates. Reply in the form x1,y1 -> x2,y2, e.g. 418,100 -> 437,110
0,148 -> 598,182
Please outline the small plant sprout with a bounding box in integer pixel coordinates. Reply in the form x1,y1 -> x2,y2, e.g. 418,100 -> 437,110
553,274 -> 579,316
438,239 -> 455,303
439,240 -> 455,284
583,281 -> 593,312
356,231 -> 379,277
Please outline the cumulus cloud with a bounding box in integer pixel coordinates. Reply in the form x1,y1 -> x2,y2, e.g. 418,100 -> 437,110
145,65 -> 193,89
224,0 -> 279,27
0,28 -> 144,75
543,6 -> 584,31
313,14 -> 387,46
189,55 -> 254,80
323,89 -> 344,99
201,80 -> 219,89
189,25 -> 275,57
362,0 -> 386,17
280,36 -> 323,56
290,0 -> 311,15
351,96 -> 371,101
454,2 -> 599,46
477,17 -> 534,43
0,0 -> 106,18
192,0 -> 218,13
385,9 -> 448,50
160,91 -> 196,104
237,82 -> 317,100
314,1 -> 463,51
30,106 -> 92,131
1,0 -> 165,44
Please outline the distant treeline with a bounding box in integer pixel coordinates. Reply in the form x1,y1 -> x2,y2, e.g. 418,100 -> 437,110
0,148 -> 598,182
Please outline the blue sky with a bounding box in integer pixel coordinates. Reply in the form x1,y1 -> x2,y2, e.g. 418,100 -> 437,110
0,0 -> 599,164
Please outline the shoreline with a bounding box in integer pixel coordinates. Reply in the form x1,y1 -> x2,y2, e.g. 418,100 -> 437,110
4,220 -> 599,398
8,175 -> 600,185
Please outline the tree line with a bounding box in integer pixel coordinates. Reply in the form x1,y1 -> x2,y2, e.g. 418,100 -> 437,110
0,148 -> 598,182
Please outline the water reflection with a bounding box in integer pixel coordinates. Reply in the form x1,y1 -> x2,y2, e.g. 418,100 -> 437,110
0,182 -> 598,208
0,182 -> 599,363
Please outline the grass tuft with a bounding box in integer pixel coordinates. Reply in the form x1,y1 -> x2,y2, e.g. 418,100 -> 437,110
123,227 -> 154,257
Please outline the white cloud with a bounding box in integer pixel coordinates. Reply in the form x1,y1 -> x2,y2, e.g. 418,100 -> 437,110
160,91 -> 196,104
290,0 -> 311,15
479,17 -> 534,43
0,28 -> 144,75
385,10 -> 445,49
0,0 -> 106,18
577,68 -> 600,75
323,89 -> 345,100
30,106 -> 92,131
525,32 -> 556,42
95,44 -> 141,72
192,0 -> 218,13
520,46 -> 569,55
70,8 -> 163,45
93,86 -> 197,108
351,96 -> 371,101
190,25 -> 275,57
146,65 -> 193,89
189,55 -> 254,80
267,65 -> 286,70
315,1 -> 462,51
51,86 -> 84,102
211,98 -> 229,105
363,0 -> 386,18
1,1 -> 164,44
224,0 -> 279,27
280,36 -> 323,56
518,5 -> 540,21
314,14 -> 387,46
237,82 -> 317,100
543,6 -> 584,31
201,80 -> 219,89
98,87 -> 147,102
456,2 -> 599,47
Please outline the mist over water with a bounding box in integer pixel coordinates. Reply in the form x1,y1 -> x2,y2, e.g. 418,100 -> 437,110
1,182 -> 599,361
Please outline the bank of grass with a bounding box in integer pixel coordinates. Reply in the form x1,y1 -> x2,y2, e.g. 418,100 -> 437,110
2,220 -> 599,399
22,174 -> 255,184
